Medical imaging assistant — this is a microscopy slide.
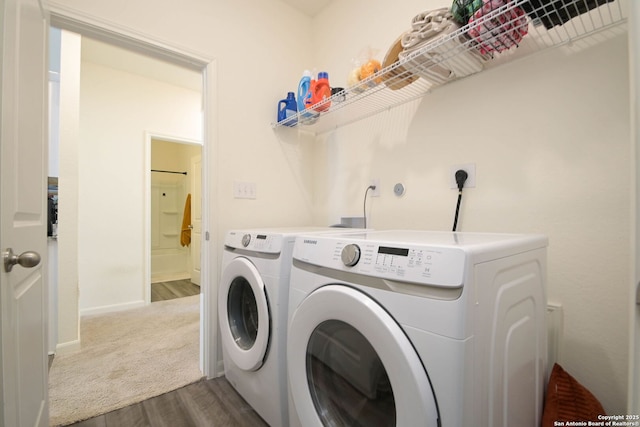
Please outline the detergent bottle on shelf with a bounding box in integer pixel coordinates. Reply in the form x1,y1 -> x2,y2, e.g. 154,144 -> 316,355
297,70 -> 319,125
297,70 -> 312,111
311,71 -> 331,112
277,92 -> 297,126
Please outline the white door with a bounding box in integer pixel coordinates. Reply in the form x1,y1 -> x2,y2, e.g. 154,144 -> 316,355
0,0 -> 49,425
190,153 -> 202,285
287,285 -> 439,427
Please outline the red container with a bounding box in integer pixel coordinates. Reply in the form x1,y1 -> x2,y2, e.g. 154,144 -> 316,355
310,72 -> 331,112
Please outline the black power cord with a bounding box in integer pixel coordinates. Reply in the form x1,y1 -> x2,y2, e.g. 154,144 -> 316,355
363,185 -> 376,228
452,169 -> 468,232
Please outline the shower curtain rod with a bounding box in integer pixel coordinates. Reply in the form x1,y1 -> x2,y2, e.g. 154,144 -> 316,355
151,169 -> 187,175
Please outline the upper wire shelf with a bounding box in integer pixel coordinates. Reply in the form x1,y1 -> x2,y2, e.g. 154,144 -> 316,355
272,0 -> 627,135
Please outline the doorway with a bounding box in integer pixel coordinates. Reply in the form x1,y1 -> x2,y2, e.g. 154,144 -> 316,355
149,137 -> 203,302
47,24 -> 214,422
50,2 -> 220,379
50,28 -> 204,310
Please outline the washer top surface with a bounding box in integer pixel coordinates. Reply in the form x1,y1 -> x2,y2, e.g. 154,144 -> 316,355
301,229 -> 547,248
227,226 -> 346,236
224,226 -> 361,254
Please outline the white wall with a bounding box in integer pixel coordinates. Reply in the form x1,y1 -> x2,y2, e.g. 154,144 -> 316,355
51,0 -> 316,344
311,0 -> 630,415
49,0 -> 317,236
57,30 -> 81,353
77,60 -> 202,314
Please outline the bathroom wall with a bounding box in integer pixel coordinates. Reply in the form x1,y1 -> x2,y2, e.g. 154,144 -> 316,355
311,0 -> 630,414
150,139 -> 201,283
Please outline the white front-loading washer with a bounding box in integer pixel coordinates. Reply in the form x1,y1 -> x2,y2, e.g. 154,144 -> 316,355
287,230 -> 548,427
218,227 -> 362,427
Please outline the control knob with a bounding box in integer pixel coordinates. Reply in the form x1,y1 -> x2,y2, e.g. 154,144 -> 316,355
241,234 -> 251,247
341,244 -> 361,267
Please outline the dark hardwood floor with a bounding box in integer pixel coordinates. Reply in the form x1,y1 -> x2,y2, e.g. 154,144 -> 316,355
67,376 -> 269,427
151,279 -> 200,302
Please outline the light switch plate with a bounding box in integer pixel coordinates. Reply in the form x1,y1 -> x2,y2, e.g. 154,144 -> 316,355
234,181 -> 256,199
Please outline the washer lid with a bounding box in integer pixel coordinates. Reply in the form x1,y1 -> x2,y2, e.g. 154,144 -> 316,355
288,285 -> 440,427
218,257 -> 270,371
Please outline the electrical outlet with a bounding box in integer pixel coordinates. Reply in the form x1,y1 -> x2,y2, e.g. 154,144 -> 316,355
369,179 -> 380,197
450,163 -> 476,189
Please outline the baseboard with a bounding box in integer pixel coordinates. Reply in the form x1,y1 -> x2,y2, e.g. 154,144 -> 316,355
80,300 -> 146,317
55,339 -> 80,355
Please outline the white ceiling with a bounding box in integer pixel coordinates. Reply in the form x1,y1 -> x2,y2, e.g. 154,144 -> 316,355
81,37 -> 203,92
280,0 -> 333,17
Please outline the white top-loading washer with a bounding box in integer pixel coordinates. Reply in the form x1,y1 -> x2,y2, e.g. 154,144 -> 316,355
218,226 -> 363,427
287,230 -> 548,427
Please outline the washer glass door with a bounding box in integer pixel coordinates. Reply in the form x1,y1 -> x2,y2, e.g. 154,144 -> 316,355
219,256 -> 270,371
288,284 -> 439,427
308,319 -> 396,425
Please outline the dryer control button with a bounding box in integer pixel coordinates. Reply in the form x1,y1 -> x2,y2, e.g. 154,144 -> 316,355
241,234 -> 251,247
341,244 -> 361,267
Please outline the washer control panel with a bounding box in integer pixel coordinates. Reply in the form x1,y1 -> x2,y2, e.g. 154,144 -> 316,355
297,236 -> 466,287
225,231 -> 283,254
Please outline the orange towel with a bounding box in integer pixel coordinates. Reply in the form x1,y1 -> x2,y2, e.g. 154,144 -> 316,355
180,193 -> 191,247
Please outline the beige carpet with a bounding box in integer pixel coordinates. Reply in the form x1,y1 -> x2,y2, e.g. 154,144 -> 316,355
48,295 -> 203,426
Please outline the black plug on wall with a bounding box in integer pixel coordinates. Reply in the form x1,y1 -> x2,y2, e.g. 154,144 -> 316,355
455,169 -> 468,191
452,169 -> 468,232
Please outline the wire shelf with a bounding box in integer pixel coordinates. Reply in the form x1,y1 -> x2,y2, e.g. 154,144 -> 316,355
272,0 -> 627,135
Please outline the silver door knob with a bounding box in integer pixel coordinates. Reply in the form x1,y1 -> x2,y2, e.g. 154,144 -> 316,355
3,248 -> 41,273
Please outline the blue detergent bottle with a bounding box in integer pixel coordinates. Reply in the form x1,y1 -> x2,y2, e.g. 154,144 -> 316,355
297,70 -> 319,125
277,92 -> 298,126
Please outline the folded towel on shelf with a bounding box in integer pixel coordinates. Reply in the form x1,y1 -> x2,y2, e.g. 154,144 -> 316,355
401,8 -> 454,50
520,0 -> 615,30
180,193 -> 191,247
467,0 -> 529,55
398,8 -> 486,85
381,34 -> 421,91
